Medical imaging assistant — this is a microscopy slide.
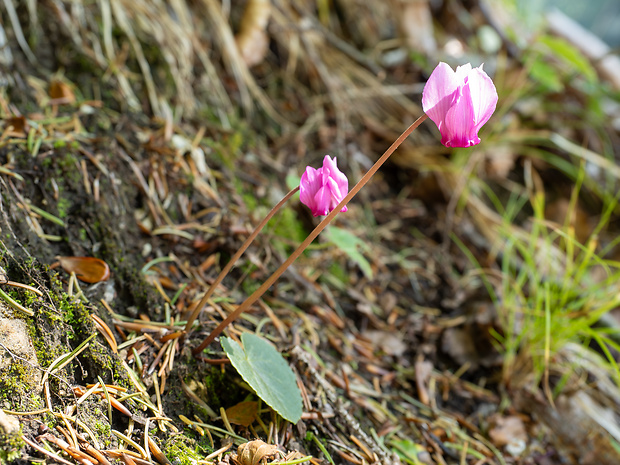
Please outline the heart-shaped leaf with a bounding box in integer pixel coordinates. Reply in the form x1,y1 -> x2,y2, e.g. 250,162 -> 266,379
221,333 -> 302,423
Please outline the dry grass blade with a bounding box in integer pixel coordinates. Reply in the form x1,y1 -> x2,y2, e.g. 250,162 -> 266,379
111,430 -> 148,458
4,280 -> 43,296
203,442 -> 233,461
291,346 -> 389,463
91,313 -> 118,353
147,435 -> 171,465
1,0 -> 36,63
81,442 -> 112,465
0,286 -> 34,316
21,435 -> 75,465
201,0 -> 286,125
39,433 -> 95,464
105,450 -> 152,465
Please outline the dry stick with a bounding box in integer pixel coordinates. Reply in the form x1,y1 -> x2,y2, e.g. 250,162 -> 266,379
193,114 -> 428,355
184,186 -> 301,335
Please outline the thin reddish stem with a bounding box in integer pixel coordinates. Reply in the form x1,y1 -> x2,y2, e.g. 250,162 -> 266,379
184,186 -> 300,335
192,114 -> 428,355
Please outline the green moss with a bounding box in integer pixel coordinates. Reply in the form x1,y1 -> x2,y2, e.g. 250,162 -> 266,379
0,360 -> 36,396
162,433 -> 213,465
0,426 -> 23,463
269,207 -> 306,246
93,413 -> 112,441
43,151 -> 83,187
57,197 -> 71,219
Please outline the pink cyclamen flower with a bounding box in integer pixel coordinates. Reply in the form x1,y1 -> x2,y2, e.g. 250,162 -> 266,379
300,155 -> 349,217
422,62 -> 498,148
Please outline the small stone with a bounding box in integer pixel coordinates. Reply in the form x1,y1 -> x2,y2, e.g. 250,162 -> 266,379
0,410 -> 19,435
0,316 -> 42,393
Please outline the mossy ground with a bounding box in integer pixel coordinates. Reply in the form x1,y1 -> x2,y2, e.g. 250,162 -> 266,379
161,431 -> 215,465
0,104 -> 256,461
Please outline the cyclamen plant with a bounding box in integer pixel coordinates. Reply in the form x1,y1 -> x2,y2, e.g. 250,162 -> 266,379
187,62 -> 498,353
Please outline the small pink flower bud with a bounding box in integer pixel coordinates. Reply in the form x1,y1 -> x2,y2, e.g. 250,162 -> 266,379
422,62 -> 498,148
300,155 -> 349,217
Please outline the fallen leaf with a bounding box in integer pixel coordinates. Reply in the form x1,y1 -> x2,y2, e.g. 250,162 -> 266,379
225,401 -> 258,427
57,256 -> 110,283
5,116 -> 29,136
233,440 -> 281,465
49,80 -> 76,104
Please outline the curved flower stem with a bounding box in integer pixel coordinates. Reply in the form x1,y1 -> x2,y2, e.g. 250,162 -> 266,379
192,114 -> 428,355
183,186 -> 300,335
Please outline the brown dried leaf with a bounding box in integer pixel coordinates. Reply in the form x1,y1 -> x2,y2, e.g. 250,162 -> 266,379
57,256 -> 110,283
49,80 -> 76,104
235,0 -> 271,67
5,116 -> 29,135
225,400 -> 258,427
234,440 -> 281,465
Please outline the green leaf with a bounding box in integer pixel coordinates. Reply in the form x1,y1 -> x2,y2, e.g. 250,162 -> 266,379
539,35 -> 598,83
221,332 -> 302,423
326,226 -> 373,278
286,173 -> 300,191
391,438 -> 427,465
529,59 -> 564,92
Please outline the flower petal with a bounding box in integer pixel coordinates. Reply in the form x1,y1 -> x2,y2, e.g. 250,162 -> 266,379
324,177 -> 345,212
467,66 -> 498,131
422,62 -> 460,130
443,85 -> 478,147
322,155 -> 337,172
300,167 -> 320,209
324,156 -> 348,189
454,63 -> 472,84
313,185 -> 332,216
